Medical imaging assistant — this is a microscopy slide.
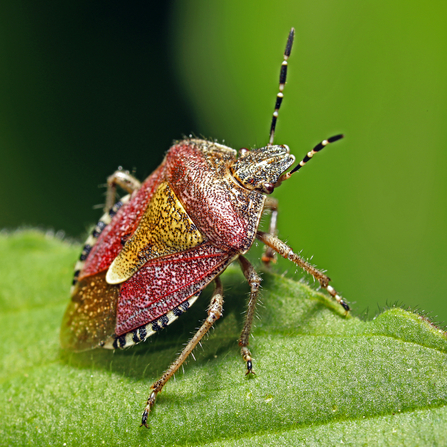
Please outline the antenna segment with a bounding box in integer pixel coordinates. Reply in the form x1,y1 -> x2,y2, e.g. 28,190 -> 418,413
268,27 -> 295,145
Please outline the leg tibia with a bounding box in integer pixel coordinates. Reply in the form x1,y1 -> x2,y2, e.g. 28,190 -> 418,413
256,231 -> 350,312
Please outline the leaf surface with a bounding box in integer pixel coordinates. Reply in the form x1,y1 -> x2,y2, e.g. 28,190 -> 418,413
1,231 -> 446,446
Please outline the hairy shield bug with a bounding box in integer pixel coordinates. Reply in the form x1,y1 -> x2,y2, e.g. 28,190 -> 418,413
60,28 -> 348,427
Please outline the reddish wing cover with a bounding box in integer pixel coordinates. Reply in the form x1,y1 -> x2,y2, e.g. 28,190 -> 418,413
166,140 -> 265,253
80,164 -> 166,279
74,141 -> 263,339
61,271 -> 120,351
115,242 -> 233,335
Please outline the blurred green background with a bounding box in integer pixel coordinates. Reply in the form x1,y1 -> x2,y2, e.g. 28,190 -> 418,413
1,1 -> 446,322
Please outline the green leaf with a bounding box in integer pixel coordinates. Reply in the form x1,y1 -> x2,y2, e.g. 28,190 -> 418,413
1,230 -> 446,446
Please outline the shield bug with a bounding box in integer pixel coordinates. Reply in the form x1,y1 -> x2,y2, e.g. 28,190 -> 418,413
60,28 -> 348,427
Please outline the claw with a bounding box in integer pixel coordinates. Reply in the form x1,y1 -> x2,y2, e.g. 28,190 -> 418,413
140,408 -> 149,428
140,391 -> 157,428
245,359 -> 256,376
340,300 -> 350,312
242,348 -> 256,376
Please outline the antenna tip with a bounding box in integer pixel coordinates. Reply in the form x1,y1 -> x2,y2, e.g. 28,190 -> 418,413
285,28 -> 295,59
288,28 -> 295,43
328,134 -> 344,143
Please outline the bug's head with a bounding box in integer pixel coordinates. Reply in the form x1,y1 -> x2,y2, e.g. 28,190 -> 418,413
230,145 -> 295,194
229,28 -> 296,195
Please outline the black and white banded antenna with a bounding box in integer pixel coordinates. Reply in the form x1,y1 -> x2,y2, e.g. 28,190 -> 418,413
268,27 -> 295,146
268,28 -> 345,183
277,134 -> 345,184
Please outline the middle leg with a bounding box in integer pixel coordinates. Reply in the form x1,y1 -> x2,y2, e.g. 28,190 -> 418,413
238,255 -> 262,375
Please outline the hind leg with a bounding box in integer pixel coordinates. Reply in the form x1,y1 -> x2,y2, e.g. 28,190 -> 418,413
104,168 -> 141,212
141,277 -> 224,427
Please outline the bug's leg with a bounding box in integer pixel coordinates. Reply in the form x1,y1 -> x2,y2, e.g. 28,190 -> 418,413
141,277 -> 224,428
261,197 -> 279,265
238,255 -> 262,375
257,231 -> 350,312
104,168 -> 141,212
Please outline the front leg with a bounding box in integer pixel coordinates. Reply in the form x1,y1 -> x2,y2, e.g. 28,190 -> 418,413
261,197 -> 279,265
257,231 -> 350,312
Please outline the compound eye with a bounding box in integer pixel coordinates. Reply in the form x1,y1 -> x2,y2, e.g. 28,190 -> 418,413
262,182 -> 275,194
